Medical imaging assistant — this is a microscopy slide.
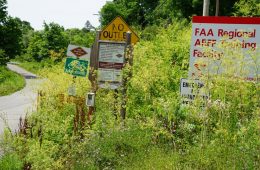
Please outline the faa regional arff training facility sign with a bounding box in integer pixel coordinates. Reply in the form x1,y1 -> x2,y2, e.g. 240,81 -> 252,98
189,16 -> 260,80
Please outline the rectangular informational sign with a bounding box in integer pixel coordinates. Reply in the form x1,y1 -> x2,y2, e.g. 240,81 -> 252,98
98,42 -> 126,89
189,16 -> 260,80
180,78 -> 209,105
64,58 -> 88,77
67,44 -> 91,61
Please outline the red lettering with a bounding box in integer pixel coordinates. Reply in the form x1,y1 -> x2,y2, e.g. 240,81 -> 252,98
194,39 -> 201,46
195,28 -> 214,36
207,29 -> 214,36
194,39 -> 216,47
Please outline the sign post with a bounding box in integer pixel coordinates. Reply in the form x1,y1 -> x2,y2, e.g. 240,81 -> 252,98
87,31 -> 101,123
65,44 -> 91,96
89,16 -> 139,121
120,32 -> 133,119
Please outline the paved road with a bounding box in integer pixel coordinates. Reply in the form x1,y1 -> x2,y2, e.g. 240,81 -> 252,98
0,64 -> 40,134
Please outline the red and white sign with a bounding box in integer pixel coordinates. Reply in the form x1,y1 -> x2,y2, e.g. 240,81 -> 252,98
189,16 -> 260,80
67,44 -> 91,61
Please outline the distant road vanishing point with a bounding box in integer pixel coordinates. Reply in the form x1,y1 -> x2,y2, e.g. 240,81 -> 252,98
0,63 -> 40,135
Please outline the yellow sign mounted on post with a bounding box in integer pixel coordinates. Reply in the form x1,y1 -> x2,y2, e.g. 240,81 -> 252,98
100,16 -> 139,44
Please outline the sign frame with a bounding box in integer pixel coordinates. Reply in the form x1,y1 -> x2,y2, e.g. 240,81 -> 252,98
64,57 -> 89,77
180,78 -> 209,105
67,44 -> 91,61
189,16 -> 260,80
97,40 -> 127,89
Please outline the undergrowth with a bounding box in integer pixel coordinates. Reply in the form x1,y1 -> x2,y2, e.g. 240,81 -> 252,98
0,19 -> 259,169
0,66 -> 25,96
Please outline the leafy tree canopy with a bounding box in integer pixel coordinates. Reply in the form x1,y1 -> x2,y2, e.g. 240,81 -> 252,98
100,0 -> 259,28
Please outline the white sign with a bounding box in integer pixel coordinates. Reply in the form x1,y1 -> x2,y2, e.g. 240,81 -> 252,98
180,78 -> 209,105
98,42 -> 126,89
189,16 -> 260,81
68,85 -> 76,96
67,44 -> 91,61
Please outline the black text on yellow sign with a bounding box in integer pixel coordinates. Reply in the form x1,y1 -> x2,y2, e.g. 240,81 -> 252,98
100,16 -> 139,44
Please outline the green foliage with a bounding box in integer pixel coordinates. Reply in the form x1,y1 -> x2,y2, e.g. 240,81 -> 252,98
26,31 -> 49,61
24,22 -> 71,62
44,22 -> 68,53
128,19 -> 190,118
100,0 -> 246,28
18,59 -> 53,74
0,49 -> 8,65
66,28 -> 95,47
0,153 -> 23,170
100,0 -> 159,27
233,0 -> 260,16
0,66 -> 25,96
1,4 -> 260,169
0,17 -> 23,65
0,0 -> 7,23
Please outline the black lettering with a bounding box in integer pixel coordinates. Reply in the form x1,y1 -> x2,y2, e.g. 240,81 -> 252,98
183,82 -> 189,87
109,32 -> 113,38
112,24 -> 117,31
103,31 -> 108,38
118,24 -> 124,31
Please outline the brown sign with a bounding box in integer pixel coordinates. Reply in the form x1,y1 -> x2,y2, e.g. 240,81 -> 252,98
71,47 -> 87,57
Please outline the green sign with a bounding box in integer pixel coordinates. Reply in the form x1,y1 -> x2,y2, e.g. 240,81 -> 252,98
64,58 -> 88,77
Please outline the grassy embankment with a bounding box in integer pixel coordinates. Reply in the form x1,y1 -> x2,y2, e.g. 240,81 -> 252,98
0,20 -> 259,169
18,60 -> 52,74
0,66 -> 25,96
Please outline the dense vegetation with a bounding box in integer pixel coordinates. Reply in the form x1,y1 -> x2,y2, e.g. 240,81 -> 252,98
0,66 -> 25,96
0,0 -> 259,169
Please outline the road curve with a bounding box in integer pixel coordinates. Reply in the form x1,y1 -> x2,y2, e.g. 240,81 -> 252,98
0,63 -> 40,134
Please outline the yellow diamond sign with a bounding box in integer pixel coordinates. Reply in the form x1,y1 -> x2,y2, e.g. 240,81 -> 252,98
100,16 -> 139,44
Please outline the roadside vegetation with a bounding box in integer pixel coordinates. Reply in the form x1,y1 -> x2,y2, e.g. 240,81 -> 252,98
0,0 -> 259,169
0,66 -> 25,96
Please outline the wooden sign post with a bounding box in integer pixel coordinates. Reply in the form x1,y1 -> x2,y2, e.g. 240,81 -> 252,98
88,16 -> 138,121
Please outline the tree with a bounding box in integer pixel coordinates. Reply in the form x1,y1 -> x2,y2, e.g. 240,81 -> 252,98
0,17 -> 22,63
100,0 -> 159,28
0,0 -> 7,23
26,22 -> 69,61
26,31 -> 48,61
100,0 -> 248,29
0,0 -> 24,65
233,0 -> 260,16
65,28 -> 95,47
44,22 -> 68,52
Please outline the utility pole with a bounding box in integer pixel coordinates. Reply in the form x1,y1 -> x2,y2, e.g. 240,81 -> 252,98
203,0 -> 210,16
215,0 -> 219,16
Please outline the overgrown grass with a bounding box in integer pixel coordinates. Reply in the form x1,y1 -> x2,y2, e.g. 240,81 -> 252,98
18,59 -> 53,74
1,19 -> 259,169
0,153 -> 23,170
0,66 -> 25,96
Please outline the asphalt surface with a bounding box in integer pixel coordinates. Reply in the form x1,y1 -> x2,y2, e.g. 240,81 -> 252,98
0,64 -> 39,134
